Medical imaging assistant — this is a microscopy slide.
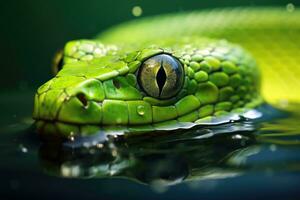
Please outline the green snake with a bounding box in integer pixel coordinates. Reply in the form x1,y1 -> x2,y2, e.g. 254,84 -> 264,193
33,7 -> 300,139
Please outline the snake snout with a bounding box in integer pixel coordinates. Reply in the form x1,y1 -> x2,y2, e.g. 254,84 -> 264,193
55,79 -> 103,125
33,78 -> 104,125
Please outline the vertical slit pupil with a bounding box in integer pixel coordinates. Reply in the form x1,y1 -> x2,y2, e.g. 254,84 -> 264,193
156,65 -> 167,95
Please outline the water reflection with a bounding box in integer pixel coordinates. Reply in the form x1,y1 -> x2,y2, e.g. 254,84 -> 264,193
36,104 -> 300,192
39,122 -> 259,186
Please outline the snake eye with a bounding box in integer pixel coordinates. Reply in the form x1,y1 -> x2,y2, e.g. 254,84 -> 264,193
52,50 -> 64,75
138,54 -> 184,99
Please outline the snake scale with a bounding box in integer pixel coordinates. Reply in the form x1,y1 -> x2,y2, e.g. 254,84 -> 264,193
32,7 -> 300,139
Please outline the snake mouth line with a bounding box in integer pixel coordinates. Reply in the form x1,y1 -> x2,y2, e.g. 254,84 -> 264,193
34,117 -> 197,141
35,118 -> 100,126
35,106 -> 265,142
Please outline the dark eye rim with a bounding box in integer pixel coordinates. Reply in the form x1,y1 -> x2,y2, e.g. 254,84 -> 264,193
52,49 -> 64,75
136,53 -> 185,99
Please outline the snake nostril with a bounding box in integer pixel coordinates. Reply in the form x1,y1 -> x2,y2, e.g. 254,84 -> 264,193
113,79 -> 121,89
76,93 -> 88,107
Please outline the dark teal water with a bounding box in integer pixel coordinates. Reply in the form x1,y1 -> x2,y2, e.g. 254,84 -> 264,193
1,91 -> 300,200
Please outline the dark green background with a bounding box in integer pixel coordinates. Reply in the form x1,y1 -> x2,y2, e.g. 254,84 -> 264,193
1,0 -> 299,91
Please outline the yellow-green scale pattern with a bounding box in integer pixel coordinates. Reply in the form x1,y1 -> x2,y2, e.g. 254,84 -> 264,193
99,7 -> 300,104
33,38 -> 262,138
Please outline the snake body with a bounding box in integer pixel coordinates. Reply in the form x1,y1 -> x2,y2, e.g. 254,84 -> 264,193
33,7 -> 300,138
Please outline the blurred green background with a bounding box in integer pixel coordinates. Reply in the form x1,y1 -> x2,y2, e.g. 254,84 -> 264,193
1,0 -> 299,92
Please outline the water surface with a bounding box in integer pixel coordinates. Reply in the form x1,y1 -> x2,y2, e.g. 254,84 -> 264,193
1,91 -> 300,200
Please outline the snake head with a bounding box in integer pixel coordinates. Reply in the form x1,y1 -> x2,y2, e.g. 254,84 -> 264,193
33,38 -> 261,139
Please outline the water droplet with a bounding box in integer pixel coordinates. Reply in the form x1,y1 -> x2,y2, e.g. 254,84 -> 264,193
112,149 -> 118,157
270,144 -> 277,152
132,6 -> 142,17
286,3 -> 295,12
83,142 -> 90,148
68,134 -> 75,141
243,110 -> 262,119
68,132 -> 75,141
232,134 -> 242,139
61,164 -> 80,177
109,169 -> 117,176
137,105 -> 145,116
19,144 -> 28,153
